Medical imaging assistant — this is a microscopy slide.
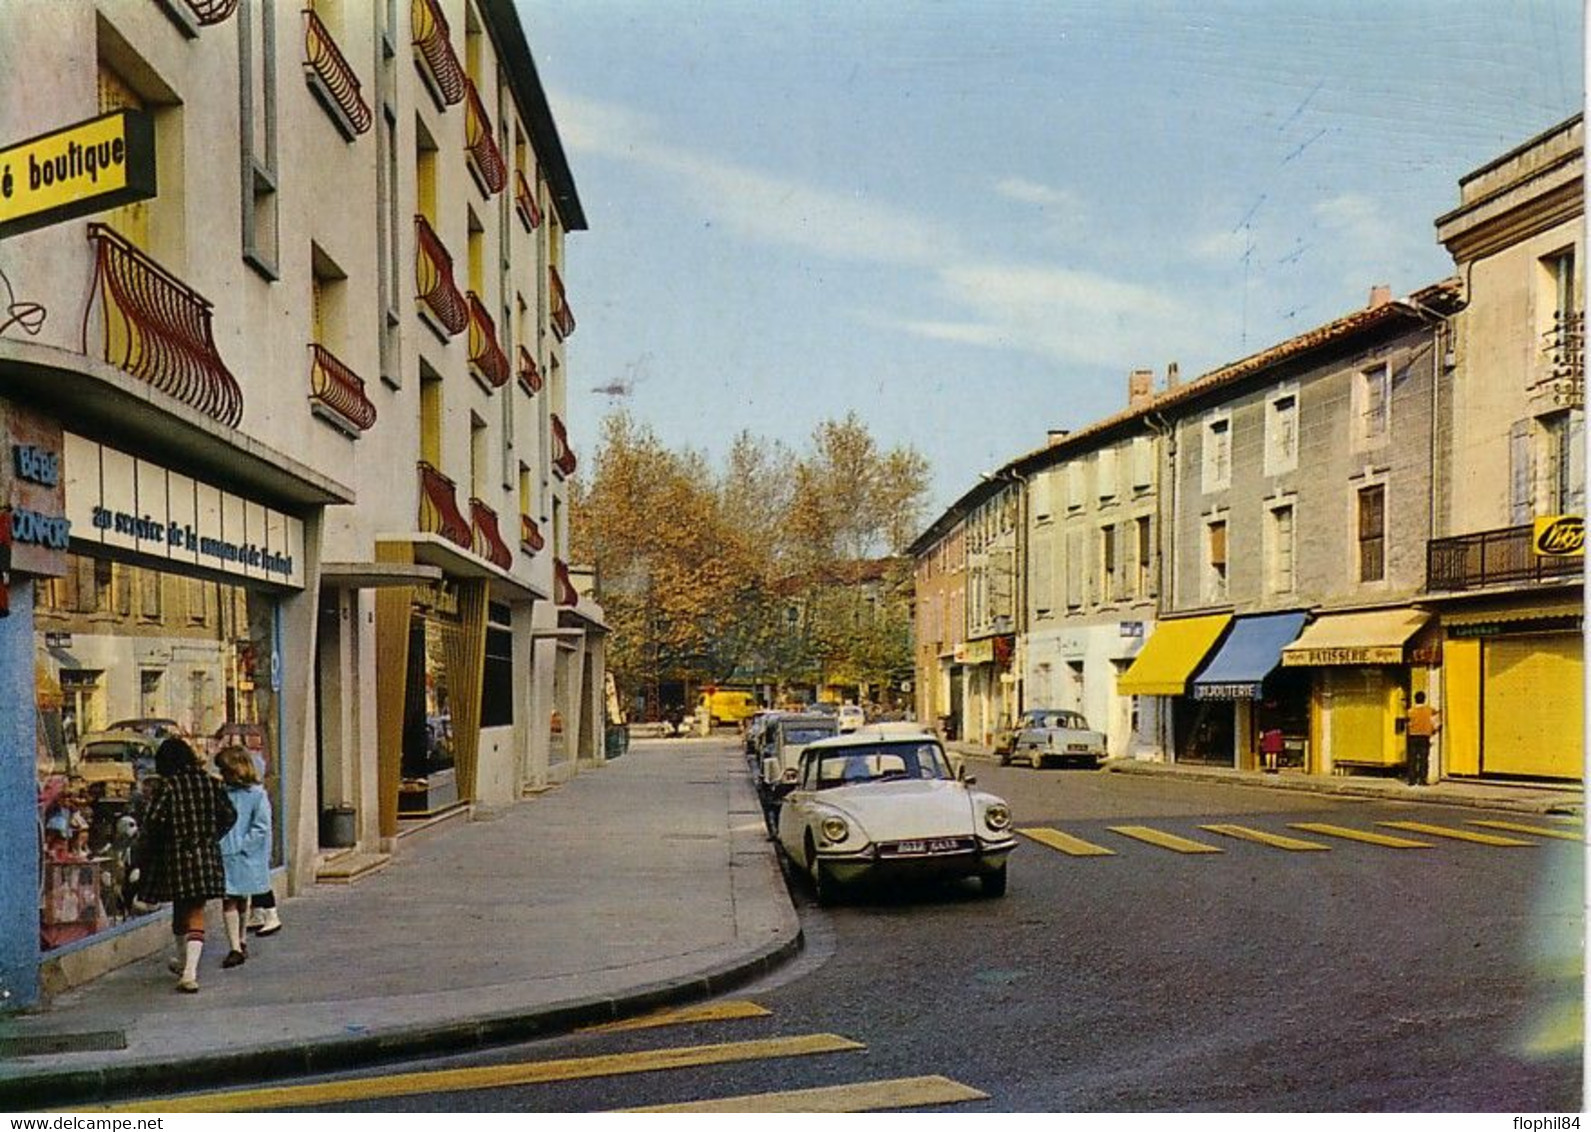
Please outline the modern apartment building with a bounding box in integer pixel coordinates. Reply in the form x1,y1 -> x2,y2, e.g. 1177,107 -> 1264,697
1,0 -> 606,1011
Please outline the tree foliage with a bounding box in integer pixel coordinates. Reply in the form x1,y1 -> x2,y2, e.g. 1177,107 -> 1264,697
570,410 -> 929,705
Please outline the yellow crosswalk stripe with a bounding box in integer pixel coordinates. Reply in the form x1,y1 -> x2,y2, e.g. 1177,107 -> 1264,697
1018,826 -> 1115,856
1199,824 -> 1330,851
1107,825 -> 1223,854
1288,822 -> 1432,848
579,999 -> 772,1033
87,1034 -> 866,1113
1378,821 -> 1537,847
622,1074 -> 989,1112
1469,820 -> 1584,842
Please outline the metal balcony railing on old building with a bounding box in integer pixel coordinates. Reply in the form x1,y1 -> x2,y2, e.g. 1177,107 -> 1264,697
550,413 -> 577,479
466,292 -> 511,388
516,346 -> 542,395
514,169 -> 542,232
415,215 -> 468,337
308,343 -> 378,436
463,78 -> 507,196
1426,523 -> 1584,592
411,0 -> 464,108
303,6 -> 373,139
180,0 -> 237,25
554,557 -> 578,607
1538,308 -> 1585,410
417,461 -> 472,550
549,265 -> 575,341
520,514 -> 545,554
469,497 -> 513,570
84,223 -> 244,428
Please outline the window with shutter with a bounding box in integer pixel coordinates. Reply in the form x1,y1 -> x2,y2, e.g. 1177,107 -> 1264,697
1357,485 -> 1385,582
1509,419 -> 1534,525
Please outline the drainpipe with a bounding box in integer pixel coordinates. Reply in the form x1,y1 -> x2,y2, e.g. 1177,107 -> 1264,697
1145,412 -> 1177,762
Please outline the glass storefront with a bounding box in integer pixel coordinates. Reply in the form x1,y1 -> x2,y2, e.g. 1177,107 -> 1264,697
399,584 -> 460,815
35,553 -> 280,951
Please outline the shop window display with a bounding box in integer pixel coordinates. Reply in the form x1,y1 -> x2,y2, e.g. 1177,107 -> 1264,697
400,585 -> 461,815
35,554 -> 280,951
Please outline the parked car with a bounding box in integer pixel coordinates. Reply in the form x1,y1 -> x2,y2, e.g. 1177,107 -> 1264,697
106,717 -> 187,743
775,728 -> 1015,904
837,704 -> 866,733
1000,709 -> 1108,769
743,710 -> 783,757
75,730 -> 159,800
757,712 -> 840,829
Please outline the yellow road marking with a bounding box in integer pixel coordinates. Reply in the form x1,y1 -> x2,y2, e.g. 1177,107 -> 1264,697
88,1034 -> 865,1113
1469,820 -> 1584,842
1199,824 -> 1330,851
1288,822 -> 1432,848
623,1074 -> 989,1113
579,999 -> 772,1033
1019,826 -> 1115,856
1378,821 -> 1536,847
1107,825 -> 1223,854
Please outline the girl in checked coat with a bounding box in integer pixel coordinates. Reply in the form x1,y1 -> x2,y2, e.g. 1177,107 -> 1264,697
215,746 -> 273,969
140,737 -> 236,993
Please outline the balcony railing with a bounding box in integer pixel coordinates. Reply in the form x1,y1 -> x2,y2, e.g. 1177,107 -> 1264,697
411,0 -> 464,108
182,0 -> 238,24
303,7 -> 372,138
1539,308 -> 1585,409
549,265 -> 575,341
520,514 -> 545,554
1427,523 -> 1584,592
308,343 -> 378,435
554,558 -> 578,607
514,169 -> 542,232
414,214 -> 467,336
463,78 -> 507,196
466,292 -> 511,388
550,413 -> 577,479
418,461 -> 472,549
83,223 -> 244,428
517,346 -> 542,395
469,497 -> 513,570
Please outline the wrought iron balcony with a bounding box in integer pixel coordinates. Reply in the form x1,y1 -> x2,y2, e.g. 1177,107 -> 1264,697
469,497 -> 513,570
418,461 -> 472,550
414,214 -> 467,337
84,223 -> 244,428
514,169 -> 542,232
520,514 -> 545,554
410,0 -> 464,108
517,346 -> 542,395
1538,308 -> 1584,409
463,78 -> 507,196
466,292 -> 510,388
554,557 -> 578,607
308,343 -> 378,435
1427,523 -> 1583,592
549,265 -> 575,341
303,6 -> 372,139
550,413 -> 577,479
182,0 -> 238,24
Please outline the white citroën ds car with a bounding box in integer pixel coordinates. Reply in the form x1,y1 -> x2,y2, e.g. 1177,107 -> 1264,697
775,728 -> 1016,904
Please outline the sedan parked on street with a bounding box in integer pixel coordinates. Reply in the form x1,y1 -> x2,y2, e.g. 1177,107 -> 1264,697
1000,709 -> 1107,769
776,729 -> 1015,904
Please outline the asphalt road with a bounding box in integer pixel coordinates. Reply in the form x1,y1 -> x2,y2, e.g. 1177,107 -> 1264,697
134,757 -> 1586,1112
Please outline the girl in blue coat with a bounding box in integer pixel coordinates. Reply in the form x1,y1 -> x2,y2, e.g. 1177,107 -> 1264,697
216,746 -> 273,969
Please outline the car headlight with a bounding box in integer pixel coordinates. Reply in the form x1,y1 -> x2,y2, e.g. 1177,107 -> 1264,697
983,804 -> 1012,832
820,816 -> 849,843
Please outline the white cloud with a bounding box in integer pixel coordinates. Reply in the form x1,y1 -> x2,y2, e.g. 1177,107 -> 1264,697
995,177 -> 1079,209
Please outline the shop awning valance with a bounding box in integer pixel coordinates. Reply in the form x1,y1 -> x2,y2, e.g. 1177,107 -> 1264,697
1280,608 -> 1429,667
1440,600 -> 1583,628
1190,611 -> 1309,700
1116,614 -> 1231,696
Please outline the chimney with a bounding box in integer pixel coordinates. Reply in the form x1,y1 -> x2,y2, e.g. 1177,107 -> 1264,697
1165,361 -> 1180,389
1128,369 -> 1155,408
1367,284 -> 1392,309
1047,429 -> 1069,447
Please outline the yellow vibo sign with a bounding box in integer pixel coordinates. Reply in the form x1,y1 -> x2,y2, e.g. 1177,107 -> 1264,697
1533,515 -> 1585,557
0,110 -> 156,239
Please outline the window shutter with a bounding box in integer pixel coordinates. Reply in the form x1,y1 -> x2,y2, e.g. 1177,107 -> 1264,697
1131,435 -> 1154,489
1568,411 -> 1586,515
1031,472 -> 1053,522
1209,521 -> 1227,567
1509,420 -> 1534,525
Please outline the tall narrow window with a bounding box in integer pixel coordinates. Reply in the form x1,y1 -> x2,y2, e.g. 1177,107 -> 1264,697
239,0 -> 279,277
1206,518 -> 1228,602
1135,515 -> 1152,598
1266,393 -> 1298,474
1268,503 -> 1295,593
420,369 -> 442,468
97,65 -> 151,249
1203,417 -> 1231,492
469,413 -> 487,499
1100,524 -> 1117,603
1358,363 -> 1390,445
1357,484 -> 1385,583
416,121 -> 438,226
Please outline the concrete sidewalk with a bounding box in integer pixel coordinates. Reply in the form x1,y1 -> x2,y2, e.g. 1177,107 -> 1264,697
949,741 -> 1583,816
0,739 -> 800,1109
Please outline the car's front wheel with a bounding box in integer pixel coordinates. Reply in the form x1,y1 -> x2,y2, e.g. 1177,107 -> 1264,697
981,865 -> 1008,898
1029,749 -> 1043,770
807,838 -> 839,906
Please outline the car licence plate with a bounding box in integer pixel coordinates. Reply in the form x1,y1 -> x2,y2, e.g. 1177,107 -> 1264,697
1066,743 -> 1092,753
893,838 -> 963,856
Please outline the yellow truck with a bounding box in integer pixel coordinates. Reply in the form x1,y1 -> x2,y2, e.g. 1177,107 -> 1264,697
698,688 -> 760,726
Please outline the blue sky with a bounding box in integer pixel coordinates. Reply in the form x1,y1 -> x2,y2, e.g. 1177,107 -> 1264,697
519,1 -> 1583,518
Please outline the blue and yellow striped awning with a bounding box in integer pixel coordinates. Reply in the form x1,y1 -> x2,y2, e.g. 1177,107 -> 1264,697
1116,614 -> 1232,697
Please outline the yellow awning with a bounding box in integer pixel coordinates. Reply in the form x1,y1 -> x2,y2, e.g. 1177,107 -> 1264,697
1441,600 -> 1583,628
1281,608 -> 1429,666
1117,615 -> 1231,696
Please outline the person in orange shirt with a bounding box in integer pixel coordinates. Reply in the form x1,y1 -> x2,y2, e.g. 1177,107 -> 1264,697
1406,691 -> 1439,786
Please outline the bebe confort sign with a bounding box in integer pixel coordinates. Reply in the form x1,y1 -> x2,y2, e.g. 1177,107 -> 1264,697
0,109 -> 156,239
